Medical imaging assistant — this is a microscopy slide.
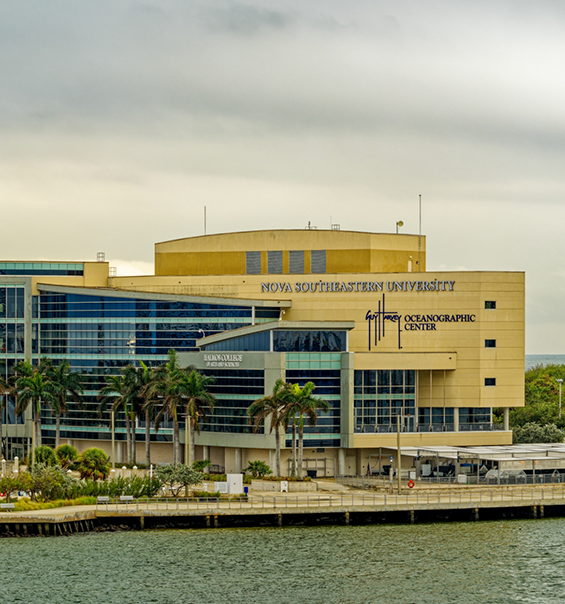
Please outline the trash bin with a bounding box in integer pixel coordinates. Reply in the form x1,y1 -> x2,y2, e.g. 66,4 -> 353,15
243,486 -> 249,494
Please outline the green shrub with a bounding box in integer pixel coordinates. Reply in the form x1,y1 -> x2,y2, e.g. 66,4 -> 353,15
55,444 -> 80,470
191,490 -> 222,499
13,496 -> 96,511
204,473 -> 226,481
33,445 -> 59,467
31,463 -> 79,501
77,448 -> 111,480
513,422 -> 565,444
192,459 -> 212,472
244,460 -> 272,478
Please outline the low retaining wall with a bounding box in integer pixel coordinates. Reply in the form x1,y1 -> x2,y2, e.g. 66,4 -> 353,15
251,480 -> 318,492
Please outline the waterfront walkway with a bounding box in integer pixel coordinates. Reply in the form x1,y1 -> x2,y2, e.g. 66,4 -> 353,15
2,483 -> 565,535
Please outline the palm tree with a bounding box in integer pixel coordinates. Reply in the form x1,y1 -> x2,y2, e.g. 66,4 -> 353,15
248,379 -> 290,477
15,360 -> 57,466
144,350 -> 187,465
285,381 -> 329,479
183,370 -> 216,466
47,360 -> 84,448
98,367 -> 138,465
135,361 -> 156,466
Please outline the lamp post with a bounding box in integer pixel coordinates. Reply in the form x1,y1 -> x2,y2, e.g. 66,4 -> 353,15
396,220 -> 404,234
556,379 -> 563,420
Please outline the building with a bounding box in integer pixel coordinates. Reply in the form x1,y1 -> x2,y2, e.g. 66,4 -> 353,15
0,229 -> 525,476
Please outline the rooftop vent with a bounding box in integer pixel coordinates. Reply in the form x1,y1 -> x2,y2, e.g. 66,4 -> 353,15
109,267 -> 117,277
97,252 -> 105,262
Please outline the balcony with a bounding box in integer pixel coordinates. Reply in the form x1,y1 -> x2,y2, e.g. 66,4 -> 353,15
354,423 -> 504,434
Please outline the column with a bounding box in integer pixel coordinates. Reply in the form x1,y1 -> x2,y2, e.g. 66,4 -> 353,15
203,446 -> 210,473
503,408 -> 510,431
235,448 -> 242,473
338,448 -> 346,476
453,407 -> 459,432
356,449 -> 362,476
116,442 -> 123,464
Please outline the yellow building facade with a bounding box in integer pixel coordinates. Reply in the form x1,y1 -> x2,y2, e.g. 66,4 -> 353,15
108,229 -> 524,476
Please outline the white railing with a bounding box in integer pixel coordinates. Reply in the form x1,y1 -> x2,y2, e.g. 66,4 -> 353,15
94,485 -> 565,513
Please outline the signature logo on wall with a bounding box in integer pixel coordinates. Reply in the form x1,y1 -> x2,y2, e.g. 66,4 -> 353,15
365,294 -> 402,350
366,294 -> 476,350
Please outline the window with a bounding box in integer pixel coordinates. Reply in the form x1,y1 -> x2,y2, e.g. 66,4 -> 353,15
354,370 -> 416,431
289,250 -> 305,274
485,301 -> 496,309
267,251 -> 283,274
273,330 -> 346,352
485,339 -> 496,348
485,378 -> 496,386
311,250 -> 326,273
246,251 -> 261,275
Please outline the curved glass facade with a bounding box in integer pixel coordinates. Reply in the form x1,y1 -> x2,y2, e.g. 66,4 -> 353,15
33,290 -> 281,442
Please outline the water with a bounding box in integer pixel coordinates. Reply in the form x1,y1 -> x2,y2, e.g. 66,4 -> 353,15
2,520 -> 565,604
526,354 -> 565,370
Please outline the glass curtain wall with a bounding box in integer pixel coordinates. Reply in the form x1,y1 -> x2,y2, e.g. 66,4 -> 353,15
37,291 -> 280,443
285,364 -> 341,448
0,284 -> 27,430
354,370 -> 416,433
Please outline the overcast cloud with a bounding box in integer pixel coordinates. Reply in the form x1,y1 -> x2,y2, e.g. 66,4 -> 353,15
1,1 -> 565,353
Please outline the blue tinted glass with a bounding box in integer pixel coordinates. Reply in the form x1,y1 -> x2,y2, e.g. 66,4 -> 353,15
7,288 -> 15,318
273,330 -> 345,352
16,288 -> 25,318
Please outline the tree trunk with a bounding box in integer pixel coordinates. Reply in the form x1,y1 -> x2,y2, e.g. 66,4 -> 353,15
55,413 -> 61,448
125,413 -> 131,464
291,418 -> 297,478
35,399 -> 42,447
130,413 -> 135,465
190,419 -> 195,467
275,426 -> 281,478
298,415 -> 304,480
145,408 -> 151,466
173,419 -> 180,465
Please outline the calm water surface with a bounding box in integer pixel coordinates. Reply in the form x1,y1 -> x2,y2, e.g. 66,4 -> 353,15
525,354 -> 565,370
2,519 -> 565,604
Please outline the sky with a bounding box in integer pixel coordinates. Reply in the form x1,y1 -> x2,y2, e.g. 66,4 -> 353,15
1,0 -> 565,353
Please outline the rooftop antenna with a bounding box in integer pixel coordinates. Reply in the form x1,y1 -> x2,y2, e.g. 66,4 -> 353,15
204,206 -> 207,236
418,194 -> 422,272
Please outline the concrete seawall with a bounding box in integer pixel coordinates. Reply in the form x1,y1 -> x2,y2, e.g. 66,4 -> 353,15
2,487 -> 565,536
